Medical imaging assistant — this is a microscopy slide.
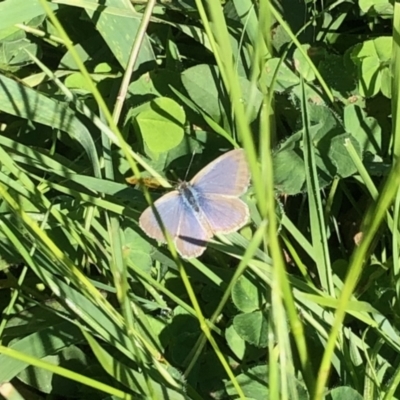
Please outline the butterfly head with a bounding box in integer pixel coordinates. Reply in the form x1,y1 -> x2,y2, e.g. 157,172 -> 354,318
176,180 -> 191,192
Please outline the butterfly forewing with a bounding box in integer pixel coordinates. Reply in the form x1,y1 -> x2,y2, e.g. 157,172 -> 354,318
139,191 -> 182,243
190,149 -> 250,196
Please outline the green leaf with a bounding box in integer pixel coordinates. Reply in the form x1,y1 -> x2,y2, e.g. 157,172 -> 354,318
380,66 -> 391,98
225,365 -> 269,399
0,322 -> 83,382
240,76 -> 264,123
225,324 -> 246,360
359,0 -> 388,13
128,71 -> 161,99
374,1 -> 393,16
60,36 -> 111,70
122,226 -> 152,275
273,104 -> 353,194
308,104 -> 341,141
0,75 -> 99,173
274,148 -> 306,195
344,104 -> 382,154
265,58 -> 299,92
17,346 -> 87,396
265,58 -> 325,103
328,133 -> 361,177
293,44 -> 315,82
181,64 -> 262,126
0,33 -> 39,71
135,97 -> 185,154
350,37 -> 392,98
232,274 -> 265,313
181,64 -> 228,124
271,25 -> 291,53
233,311 -> 268,348
84,0 -> 155,70
0,0 -> 57,30
327,386 -> 363,400
169,83 -> 237,146
64,72 -> 92,92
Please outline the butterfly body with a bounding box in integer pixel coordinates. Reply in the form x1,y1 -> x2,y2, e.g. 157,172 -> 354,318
178,182 -> 202,214
139,149 -> 250,258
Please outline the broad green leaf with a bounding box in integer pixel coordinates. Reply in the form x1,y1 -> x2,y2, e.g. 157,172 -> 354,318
293,44 -> 315,82
59,36 -> 112,70
135,97 -> 185,154
233,311 -> 268,348
232,274 -> 264,313
359,0 -> 389,13
83,0 -> 155,70
181,64 -> 228,124
0,322 -> 83,382
64,72 -> 92,92
328,386 -> 363,400
172,22 -> 212,52
0,12 -> 43,72
344,104 -> 382,154
374,36 -> 392,61
17,346 -> 87,396
0,0 -> 57,30
123,226 -> 152,275
308,103 -> 341,142
374,1 -> 393,16
0,25 -> 25,41
225,365 -> 269,399
170,331 -> 199,366
265,58 -> 299,92
0,39 -> 39,71
128,71 -> 162,99
350,37 -> 392,98
265,58 -> 325,103
328,133 -> 361,177
225,324 -> 246,360
169,83 -> 237,146
380,67 -> 391,98
181,64 -> 262,126
273,104 -> 350,195
274,148 -> 306,195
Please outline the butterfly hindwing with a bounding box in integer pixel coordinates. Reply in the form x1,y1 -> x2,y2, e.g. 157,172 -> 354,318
175,203 -> 212,258
198,193 -> 249,234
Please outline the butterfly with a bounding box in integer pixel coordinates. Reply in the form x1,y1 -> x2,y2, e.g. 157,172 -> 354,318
139,149 -> 250,258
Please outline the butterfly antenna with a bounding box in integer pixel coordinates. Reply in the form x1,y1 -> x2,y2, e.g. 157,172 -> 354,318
184,149 -> 197,181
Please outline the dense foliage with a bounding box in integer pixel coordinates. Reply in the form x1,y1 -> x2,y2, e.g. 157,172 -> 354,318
0,0 -> 399,399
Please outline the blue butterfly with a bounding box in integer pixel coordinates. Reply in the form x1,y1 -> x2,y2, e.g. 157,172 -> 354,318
139,149 -> 250,258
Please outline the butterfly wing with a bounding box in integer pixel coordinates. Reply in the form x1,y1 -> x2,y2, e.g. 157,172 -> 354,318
139,190 -> 212,258
140,149 -> 250,257
198,193 -> 249,234
190,149 -> 250,196
175,205 -> 212,258
189,149 -> 250,235
139,190 -> 182,243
